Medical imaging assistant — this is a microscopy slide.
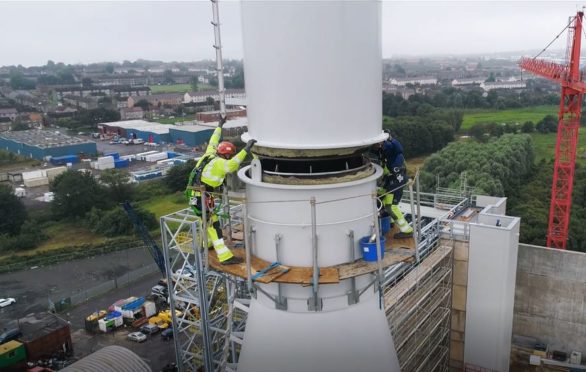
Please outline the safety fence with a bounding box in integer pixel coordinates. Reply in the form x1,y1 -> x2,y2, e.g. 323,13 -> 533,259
51,262 -> 159,313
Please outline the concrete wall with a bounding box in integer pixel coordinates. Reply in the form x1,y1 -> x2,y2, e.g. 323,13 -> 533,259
465,214 -> 520,371
514,244 -> 586,357
448,238 -> 469,371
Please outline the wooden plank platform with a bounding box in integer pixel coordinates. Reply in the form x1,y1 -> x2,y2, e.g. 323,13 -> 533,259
210,224 -> 416,284
208,247 -> 340,284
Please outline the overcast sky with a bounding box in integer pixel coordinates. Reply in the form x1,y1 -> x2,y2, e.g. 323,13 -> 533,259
0,1 -> 584,67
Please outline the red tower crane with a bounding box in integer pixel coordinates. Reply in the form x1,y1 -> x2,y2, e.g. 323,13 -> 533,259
519,11 -> 585,249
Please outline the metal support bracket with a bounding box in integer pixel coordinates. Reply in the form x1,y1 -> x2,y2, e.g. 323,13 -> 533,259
274,233 -> 288,311
346,230 -> 359,305
307,296 -> 323,312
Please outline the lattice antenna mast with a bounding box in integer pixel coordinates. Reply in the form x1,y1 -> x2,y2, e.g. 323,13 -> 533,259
519,11 -> 585,249
211,0 -> 226,119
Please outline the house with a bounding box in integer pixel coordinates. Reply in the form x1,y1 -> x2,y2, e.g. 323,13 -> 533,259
112,85 -> 150,98
183,89 -> 246,104
114,97 -> 129,109
480,80 -> 526,91
388,77 -> 437,86
120,107 -> 145,120
127,93 -> 183,108
382,84 -> 416,99
451,78 -> 487,87
62,95 -> 99,110
0,108 -> 18,121
196,108 -> 247,123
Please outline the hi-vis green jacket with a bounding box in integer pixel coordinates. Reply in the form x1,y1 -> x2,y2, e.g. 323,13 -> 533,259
197,127 -> 247,188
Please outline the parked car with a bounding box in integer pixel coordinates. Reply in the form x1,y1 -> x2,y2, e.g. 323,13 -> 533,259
0,298 -> 16,308
140,324 -> 160,335
0,329 -> 22,344
161,328 -> 174,341
127,332 -> 147,343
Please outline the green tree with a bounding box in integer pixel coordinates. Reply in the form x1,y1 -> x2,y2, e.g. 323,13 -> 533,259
190,76 -> 199,92
134,99 -> 151,111
104,63 -> 115,74
485,73 -> 496,82
86,206 -> 156,237
0,184 -> 27,235
166,159 -> 196,192
163,69 -> 175,84
521,121 -> 535,133
11,121 -> 29,131
51,171 -> 110,219
9,71 -> 35,90
469,123 -> 486,142
536,115 -> 558,133
100,169 -> 135,203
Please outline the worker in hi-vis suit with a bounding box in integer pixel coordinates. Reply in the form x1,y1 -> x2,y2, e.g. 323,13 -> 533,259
186,116 -> 256,265
378,131 -> 413,239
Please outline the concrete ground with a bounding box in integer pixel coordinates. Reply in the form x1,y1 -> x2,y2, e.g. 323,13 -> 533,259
65,271 -> 176,371
0,246 -> 155,326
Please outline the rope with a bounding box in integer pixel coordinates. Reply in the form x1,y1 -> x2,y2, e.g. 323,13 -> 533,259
532,15 -> 575,59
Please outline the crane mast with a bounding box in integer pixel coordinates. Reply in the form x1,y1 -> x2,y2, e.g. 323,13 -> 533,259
519,11 -> 585,249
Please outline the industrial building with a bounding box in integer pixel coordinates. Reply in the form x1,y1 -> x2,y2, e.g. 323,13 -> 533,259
99,120 -> 172,143
168,125 -> 214,147
99,118 -> 247,146
0,130 -> 97,160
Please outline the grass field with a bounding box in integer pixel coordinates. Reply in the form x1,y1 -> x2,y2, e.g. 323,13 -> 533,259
530,128 -> 586,166
149,84 -> 214,93
141,192 -> 186,219
461,105 -> 557,130
156,115 -> 196,124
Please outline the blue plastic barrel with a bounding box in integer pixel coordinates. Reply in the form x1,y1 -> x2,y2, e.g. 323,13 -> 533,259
359,235 -> 386,262
379,216 -> 391,234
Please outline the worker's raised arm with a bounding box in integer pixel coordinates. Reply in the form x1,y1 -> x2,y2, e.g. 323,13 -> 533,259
222,139 -> 257,174
204,127 -> 223,156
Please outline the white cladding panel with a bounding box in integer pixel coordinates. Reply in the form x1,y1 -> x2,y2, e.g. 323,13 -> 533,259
240,0 -> 384,149
465,215 -> 519,371
238,296 -> 400,372
239,165 -> 382,267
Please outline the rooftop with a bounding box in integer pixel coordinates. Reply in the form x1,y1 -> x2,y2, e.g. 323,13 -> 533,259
170,124 -> 214,133
18,312 -> 69,342
197,117 -> 248,129
0,130 -> 95,149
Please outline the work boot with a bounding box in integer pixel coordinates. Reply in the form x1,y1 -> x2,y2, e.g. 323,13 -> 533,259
394,231 -> 413,239
221,256 -> 243,265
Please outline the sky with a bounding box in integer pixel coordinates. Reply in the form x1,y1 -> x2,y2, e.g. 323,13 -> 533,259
0,1 -> 584,67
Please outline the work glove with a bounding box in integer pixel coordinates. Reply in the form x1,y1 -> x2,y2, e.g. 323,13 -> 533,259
218,115 -> 227,129
245,139 -> 257,154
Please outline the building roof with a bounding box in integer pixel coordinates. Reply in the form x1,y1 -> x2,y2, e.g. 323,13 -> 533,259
61,346 -> 151,372
100,120 -> 170,134
0,130 -> 95,149
197,117 -> 248,129
138,93 -> 182,100
18,312 -> 69,342
171,124 -> 213,133
0,108 -> 17,114
121,107 -> 144,113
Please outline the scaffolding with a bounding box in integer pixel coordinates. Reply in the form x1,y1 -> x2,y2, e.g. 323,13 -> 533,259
160,208 -> 248,372
158,160 -> 484,372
